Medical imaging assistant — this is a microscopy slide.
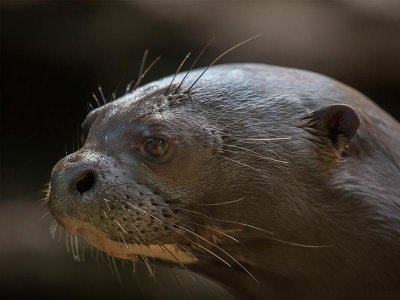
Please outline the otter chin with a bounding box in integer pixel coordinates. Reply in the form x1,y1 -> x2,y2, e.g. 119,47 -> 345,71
54,214 -> 196,264
47,63 -> 400,299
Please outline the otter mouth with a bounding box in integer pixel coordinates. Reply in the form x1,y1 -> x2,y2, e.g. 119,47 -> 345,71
55,213 -> 197,264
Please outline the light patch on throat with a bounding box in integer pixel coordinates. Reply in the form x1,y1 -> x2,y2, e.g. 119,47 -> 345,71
57,215 -> 196,264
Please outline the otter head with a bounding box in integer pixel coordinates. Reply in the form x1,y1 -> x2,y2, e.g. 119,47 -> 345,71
47,77 -> 229,265
47,64 -> 365,293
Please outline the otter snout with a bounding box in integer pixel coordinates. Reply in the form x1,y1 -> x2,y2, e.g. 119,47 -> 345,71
48,150 -> 104,215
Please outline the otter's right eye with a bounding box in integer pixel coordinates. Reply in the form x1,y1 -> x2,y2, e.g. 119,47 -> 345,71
143,137 -> 169,159
135,136 -> 172,162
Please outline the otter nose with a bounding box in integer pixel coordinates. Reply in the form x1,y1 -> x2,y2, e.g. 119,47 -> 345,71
50,154 -> 99,200
74,170 -> 96,195
48,151 -> 103,215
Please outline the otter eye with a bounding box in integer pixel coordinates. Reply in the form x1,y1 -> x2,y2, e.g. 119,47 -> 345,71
142,137 -> 169,158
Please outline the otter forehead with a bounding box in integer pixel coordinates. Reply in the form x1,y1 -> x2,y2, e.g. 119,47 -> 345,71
122,63 -> 357,115
86,62 -> 349,132
83,64 -> 302,134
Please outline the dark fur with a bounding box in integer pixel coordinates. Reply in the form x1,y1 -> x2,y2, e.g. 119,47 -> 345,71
48,64 -> 400,299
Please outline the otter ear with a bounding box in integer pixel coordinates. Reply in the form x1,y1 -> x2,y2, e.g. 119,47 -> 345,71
306,104 -> 360,153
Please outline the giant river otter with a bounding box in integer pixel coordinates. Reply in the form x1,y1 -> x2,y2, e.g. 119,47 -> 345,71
47,63 -> 400,299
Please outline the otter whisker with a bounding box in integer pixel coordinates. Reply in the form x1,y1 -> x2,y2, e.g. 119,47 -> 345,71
136,244 -> 155,278
57,225 -> 65,242
217,153 -> 270,175
64,231 -> 69,253
132,55 -> 162,91
103,198 -> 112,211
118,232 -> 129,249
127,201 -> 200,263
72,235 -> 80,262
87,102 -> 94,112
91,92 -> 101,108
129,49 -> 148,93
130,223 -> 156,277
100,182 -> 134,194
50,219 -> 56,232
174,38 -> 215,94
40,188 -> 50,194
156,247 -> 200,299
260,236 -> 333,248
69,234 -> 77,261
40,205 -> 49,217
111,256 -> 122,284
158,244 -> 197,282
176,207 -> 274,235
130,222 -> 146,243
186,33 -> 262,93
40,210 -> 50,219
180,219 -> 240,243
179,208 -> 331,248
123,200 -> 231,268
224,144 -> 289,164
105,253 -> 116,278
138,49 -> 149,81
50,221 -> 58,239
193,197 -> 245,206
75,235 -> 81,262
98,85 -> 107,105
220,132 -> 292,143
123,201 -> 177,235
164,52 -> 191,96
171,238 -> 199,262
40,182 -> 51,201
98,250 -> 107,266
125,79 -> 135,94
234,245 -> 244,261
132,256 -> 136,274
240,137 -> 291,142
49,221 -> 54,237
90,244 -> 94,259
152,256 -> 156,277
114,219 -> 127,234
174,224 -> 259,283
192,242 -> 231,268
39,198 -> 49,207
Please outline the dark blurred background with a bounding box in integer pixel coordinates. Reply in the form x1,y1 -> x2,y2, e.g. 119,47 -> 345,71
1,1 -> 400,299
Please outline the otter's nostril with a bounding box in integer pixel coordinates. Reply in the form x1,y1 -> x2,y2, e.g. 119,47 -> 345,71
75,171 -> 96,194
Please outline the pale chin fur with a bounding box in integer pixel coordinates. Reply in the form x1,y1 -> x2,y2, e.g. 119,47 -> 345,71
58,215 -> 196,264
